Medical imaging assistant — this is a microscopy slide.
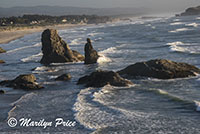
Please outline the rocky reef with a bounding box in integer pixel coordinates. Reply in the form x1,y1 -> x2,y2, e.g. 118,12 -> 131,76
77,70 -> 133,87
0,74 -> 44,90
118,59 -> 200,79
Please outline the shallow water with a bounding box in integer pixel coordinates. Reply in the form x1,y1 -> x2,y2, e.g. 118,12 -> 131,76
0,15 -> 200,133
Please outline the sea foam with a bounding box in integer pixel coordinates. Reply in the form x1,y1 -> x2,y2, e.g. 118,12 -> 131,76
185,23 -> 199,27
167,41 -> 187,52
170,22 -> 184,25
21,52 -> 42,62
169,28 -> 190,33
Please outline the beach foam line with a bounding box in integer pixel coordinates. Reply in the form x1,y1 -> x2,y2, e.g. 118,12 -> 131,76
6,43 -> 41,53
21,52 -> 42,62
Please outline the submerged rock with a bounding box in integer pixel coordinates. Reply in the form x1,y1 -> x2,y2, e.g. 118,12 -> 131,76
0,47 -> 6,53
0,74 -> 44,90
118,59 -> 200,79
0,90 -> 5,94
40,29 -> 84,64
77,70 -> 133,87
84,38 -> 99,64
55,74 -> 72,81
0,60 -> 5,64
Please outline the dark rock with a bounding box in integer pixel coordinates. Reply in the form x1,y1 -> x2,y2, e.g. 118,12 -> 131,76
0,90 -> 5,94
118,59 -> 200,79
72,50 -> 85,61
40,29 -> 84,64
77,70 -> 133,87
84,38 -> 99,64
0,74 -> 44,90
0,60 -> 5,64
0,47 -> 6,53
55,74 -> 71,81
180,6 -> 200,16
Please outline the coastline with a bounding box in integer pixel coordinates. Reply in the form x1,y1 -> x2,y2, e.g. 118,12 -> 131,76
0,23 -> 86,44
0,23 -> 86,122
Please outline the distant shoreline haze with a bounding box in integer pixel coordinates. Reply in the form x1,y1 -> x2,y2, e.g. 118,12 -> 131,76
0,6 -> 150,17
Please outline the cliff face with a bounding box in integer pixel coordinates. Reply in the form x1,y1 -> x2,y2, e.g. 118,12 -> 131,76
179,6 -> 200,16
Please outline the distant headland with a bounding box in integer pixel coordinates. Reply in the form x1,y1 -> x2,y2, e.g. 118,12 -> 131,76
176,5 -> 200,16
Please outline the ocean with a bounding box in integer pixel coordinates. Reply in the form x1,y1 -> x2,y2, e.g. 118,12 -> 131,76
0,14 -> 200,133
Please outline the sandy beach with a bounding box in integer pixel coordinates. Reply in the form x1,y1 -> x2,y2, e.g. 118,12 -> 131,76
0,23 -> 85,44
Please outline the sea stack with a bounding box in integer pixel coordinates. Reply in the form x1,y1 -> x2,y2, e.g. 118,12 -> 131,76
40,29 -> 84,65
84,38 -> 99,64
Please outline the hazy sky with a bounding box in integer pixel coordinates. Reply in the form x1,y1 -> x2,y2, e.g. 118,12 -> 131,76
1,0 -> 200,11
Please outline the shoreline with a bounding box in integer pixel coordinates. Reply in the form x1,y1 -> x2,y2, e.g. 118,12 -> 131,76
0,23 -> 86,44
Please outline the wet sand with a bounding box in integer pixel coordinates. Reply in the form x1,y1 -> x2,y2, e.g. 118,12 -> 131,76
0,24 -> 85,44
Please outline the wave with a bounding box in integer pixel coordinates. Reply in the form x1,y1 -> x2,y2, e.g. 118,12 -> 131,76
73,85 -> 147,130
33,66 -> 59,73
94,37 -> 103,41
167,41 -> 184,46
6,43 -> 41,53
21,52 -> 42,62
170,22 -> 184,25
8,92 -> 37,119
196,17 -> 200,20
87,32 -> 103,37
147,88 -> 199,112
173,19 -> 180,22
167,41 -> 187,52
194,101 -> 200,112
169,45 -> 188,53
97,54 -> 112,64
185,23 -> 199,27
69,38 -> 83,45
99,47 -> 117,54
169,28 -> 191,33
167,41 -> 200,54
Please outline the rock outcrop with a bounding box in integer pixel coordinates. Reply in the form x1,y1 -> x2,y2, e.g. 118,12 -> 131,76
0,74 -> 44,90
0,47 -> 6,53
84,38 -> 99,64
179,6 -> 200,16
118,59 -> 200,79
77,70 -> 133,87
40,29 -> 84,64
55,74 -> 71,81
0,60 -> 5,64
0,90 -> 5,94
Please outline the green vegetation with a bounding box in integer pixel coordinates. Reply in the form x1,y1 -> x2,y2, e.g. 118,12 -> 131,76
0,14 -> 113,29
